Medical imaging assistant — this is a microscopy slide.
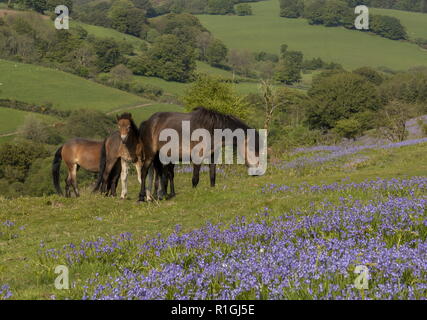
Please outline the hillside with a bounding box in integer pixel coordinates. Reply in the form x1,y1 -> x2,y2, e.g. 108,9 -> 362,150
371,7 -> 427,40
197,0 -> 427,70
0,59 -> 146,111
0,107 -> 57,135
0,137 -> 426,299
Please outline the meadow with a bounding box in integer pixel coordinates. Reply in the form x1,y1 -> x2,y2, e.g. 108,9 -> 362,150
197,0 -> 427,70
0,59 -> 146,112
0,137 -> 426,299
0,107 -> 57,135
371,8 -> 427,40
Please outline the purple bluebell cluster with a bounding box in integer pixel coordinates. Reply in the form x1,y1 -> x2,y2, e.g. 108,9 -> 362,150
39,190 -> 427,300
0,285 -> 12,300
0,220 -> 24,240
40,233 -> 133,265
281,138 -> 427,169
261,177 -> 427,195
174,165 -> 225,175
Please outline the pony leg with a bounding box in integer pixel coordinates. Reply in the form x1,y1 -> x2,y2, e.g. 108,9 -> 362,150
146,165 -> 154,201
192,164 -> 201,188
135,161 -> 142,185
168,164 -> 176,198
120,159 -> 129,199
65,176 -> 71,198
209,163 -> 216,187
70,164 -> 80,197
101,159 -> 118,194
138,159 -> 153,202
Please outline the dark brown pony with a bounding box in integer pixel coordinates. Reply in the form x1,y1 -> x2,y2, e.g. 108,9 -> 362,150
137,107 -> 260,201
93,113 -> 145,199
52,138 -> 120,197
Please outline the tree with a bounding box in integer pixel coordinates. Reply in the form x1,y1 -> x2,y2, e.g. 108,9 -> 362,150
206,39 -> 227,66
46,0 -> 73,13
64,110 -> 115,139
149,34 -> 196,82
321,0 -> 353,27
275,45 -> 303,84
206,0 -> 235,15
20,0 -> 48,13
376,100 -> 416,142
378,71 -> 427,104
183,74 -> 249,119
93,38 -> 124,72
236,3 -> 253,16
227,49 -> 254,78
19,115 -> 50,143
259,80 -> 283,131
279,0 -> 303,18
370,15 -> 407,40
110,64 -> 133,83
196,31 -> 214,60
353,67 -> 383,85
109,0 -> 146,36
0,141 -> 49,183
304,0 -> 326,25
306,72 -> 381,130
333,118 -> 363,140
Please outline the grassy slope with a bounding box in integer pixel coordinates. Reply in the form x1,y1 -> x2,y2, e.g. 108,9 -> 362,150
197,0 -> 427,70
0,107 -> 57,135
0,59 -> 146,112
0,140 -> 426,298
72,21 -> 149,50
126,103 -> 185,123
371,8 -> 427,40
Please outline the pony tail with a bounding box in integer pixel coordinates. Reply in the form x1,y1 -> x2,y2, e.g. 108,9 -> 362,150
93,138 -> 107,193
52,146 -> 63,195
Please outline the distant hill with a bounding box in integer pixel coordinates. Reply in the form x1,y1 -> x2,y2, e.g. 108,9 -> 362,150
0,59 -> 146,111
197,0 -> 427,70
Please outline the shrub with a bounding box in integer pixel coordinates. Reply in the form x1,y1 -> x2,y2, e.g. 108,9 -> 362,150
306,72 -> 381,130
370,15 -> 407,40
333,118 -> 363,140
236,4 -> 253,16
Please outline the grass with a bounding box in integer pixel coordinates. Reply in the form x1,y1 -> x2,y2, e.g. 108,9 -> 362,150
371,8 -> 427,40
0,59 -> 146,112
197,0 -> 427,70
0,107 -> 57,135
72,21 -> 149,51
116,103 -> 185,123
0,139 -> 426,299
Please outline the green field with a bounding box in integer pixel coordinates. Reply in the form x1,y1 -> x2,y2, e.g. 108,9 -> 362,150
116,103 -> 185,123
371,8 -> 427,40
73,21 -> 149,51
0,107 -> 57,135
0,59 -> 146,112
0,137 -> 426,299
197,0 -> 427,70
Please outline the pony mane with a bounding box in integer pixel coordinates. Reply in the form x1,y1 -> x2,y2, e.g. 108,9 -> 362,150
191,107 -> 260,152
191,107 -> 251,132
117,112 -> 139,135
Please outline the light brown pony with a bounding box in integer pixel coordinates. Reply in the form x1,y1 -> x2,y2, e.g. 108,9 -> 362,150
52,138 -> 120,197
93,113 -> 144,199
